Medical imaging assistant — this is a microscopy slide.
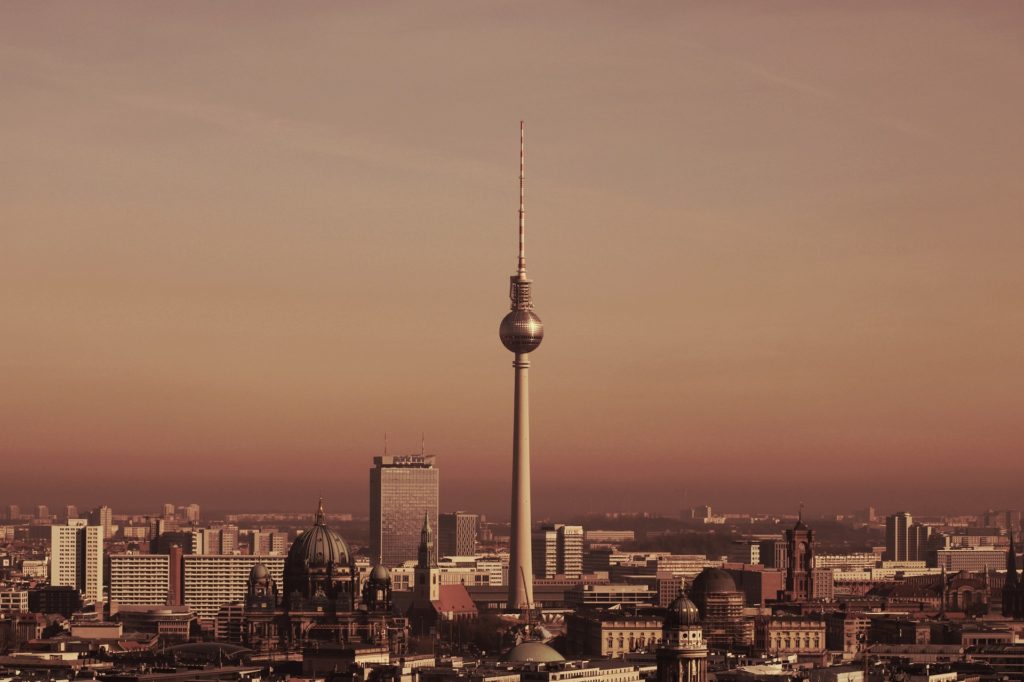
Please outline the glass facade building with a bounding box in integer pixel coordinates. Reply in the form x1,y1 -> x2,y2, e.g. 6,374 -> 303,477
369,454 -> 439,567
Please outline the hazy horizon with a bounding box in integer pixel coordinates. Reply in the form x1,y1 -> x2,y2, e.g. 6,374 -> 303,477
2,2 -> 1022,518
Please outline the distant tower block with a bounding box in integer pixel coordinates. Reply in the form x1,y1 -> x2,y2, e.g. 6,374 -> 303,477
500,122 -> 544,612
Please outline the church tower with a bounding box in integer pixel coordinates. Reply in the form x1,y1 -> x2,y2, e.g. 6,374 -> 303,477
414,513 -> 439,603
784,507 -> 813,601
656,595 -> 708,682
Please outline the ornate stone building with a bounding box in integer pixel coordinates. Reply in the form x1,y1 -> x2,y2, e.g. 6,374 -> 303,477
234,499 -> 408,654
656,595 -> 707,682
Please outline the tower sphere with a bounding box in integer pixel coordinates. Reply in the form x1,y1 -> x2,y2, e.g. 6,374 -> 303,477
500,310 -> 544,353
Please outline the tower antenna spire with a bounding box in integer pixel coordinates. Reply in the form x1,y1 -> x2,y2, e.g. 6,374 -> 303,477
518,120 -> 526,275
499,121 -> 544,613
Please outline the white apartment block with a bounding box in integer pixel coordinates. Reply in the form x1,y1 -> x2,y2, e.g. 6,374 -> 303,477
183,554 -> 284,621
110,554 -> 170,605
50,519 -> 103,604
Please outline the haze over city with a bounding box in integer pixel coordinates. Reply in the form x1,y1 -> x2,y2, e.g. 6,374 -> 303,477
2,2 -> 1022,517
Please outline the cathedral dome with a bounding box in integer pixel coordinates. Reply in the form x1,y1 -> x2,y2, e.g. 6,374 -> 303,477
286,499 -> 350,569
690,568 -> 737,596
370,564 -> 390,581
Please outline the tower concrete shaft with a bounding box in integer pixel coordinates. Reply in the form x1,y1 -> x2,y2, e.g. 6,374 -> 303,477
499,122 -> 544,612
509,353 -> 534,609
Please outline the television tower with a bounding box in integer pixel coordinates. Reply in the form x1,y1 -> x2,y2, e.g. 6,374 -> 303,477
499,121 -> 544,611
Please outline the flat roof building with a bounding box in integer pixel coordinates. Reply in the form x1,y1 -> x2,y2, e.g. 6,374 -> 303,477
370,454 -> 439,567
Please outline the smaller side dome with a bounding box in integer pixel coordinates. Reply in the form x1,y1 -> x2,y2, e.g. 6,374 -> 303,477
250,563 -> 269,580
506,641 -> 565,663
370,565 -> 390,581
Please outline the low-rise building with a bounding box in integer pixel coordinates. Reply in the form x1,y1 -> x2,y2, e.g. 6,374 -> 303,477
756,616 -> 826,657
0,589 -> 29,613
825,611 -> 870,659
567,584 -> 655,609
114,604 -> 194,641
566,610 -> 662,658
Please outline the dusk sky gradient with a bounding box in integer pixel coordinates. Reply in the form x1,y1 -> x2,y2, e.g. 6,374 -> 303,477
1,2 -> 1022,517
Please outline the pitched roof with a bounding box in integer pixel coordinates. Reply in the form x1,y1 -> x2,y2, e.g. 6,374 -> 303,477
432,584 -> 477,615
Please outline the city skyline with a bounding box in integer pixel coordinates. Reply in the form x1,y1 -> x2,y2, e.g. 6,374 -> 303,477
2,2 -> 1023,516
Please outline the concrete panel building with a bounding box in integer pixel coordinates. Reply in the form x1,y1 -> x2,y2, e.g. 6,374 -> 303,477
182,554 -> 284,621
50,519 -> 103,604
109,554 -> 170,606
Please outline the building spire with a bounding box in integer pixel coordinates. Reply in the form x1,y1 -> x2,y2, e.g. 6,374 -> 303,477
518,120 -> 526,275
315,497 -> 325,525
418,512 -> 435,568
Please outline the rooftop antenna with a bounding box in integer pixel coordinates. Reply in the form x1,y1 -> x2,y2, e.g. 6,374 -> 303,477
421,432 -> 426,457
517,120 -> 526,275
384,432 -> 389,457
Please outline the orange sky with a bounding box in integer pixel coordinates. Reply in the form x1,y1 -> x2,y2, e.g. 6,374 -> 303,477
1,2 -> 1022,517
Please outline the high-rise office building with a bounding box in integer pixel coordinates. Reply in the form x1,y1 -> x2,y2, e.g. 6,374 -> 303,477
884,512 -> 931,562
499,123 -> 545,611
370,453 -> 439,567
88,505 -> 114,540
727,540 -> 761,565
220,525 -> 239,554
533,527 -> 557,579
37,505 -> 50,520
190,526 -> 239,555
64,505 -> 78,521
532,524 -> 584,579
247,529 -> 288,556
50,519 -> 103,604
439,512 -> 478,557
109,554 -> 170,606
185,504 -> 201,523
884,512 -> 912,561
908,524 -> 933,562
5,505 -> 19,521
162,503 -> 176,518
